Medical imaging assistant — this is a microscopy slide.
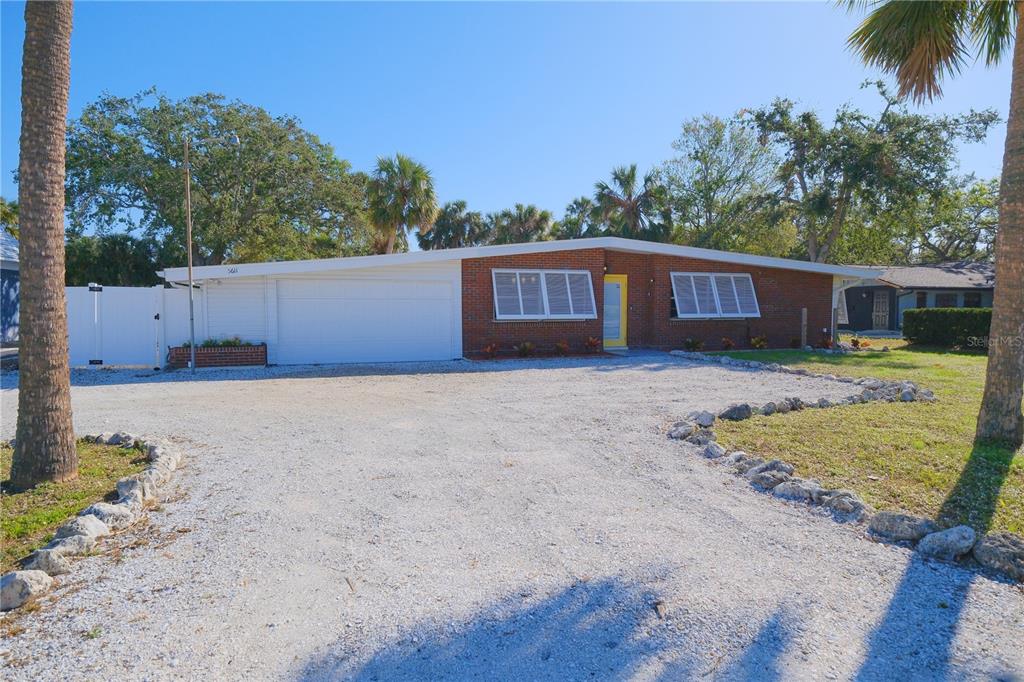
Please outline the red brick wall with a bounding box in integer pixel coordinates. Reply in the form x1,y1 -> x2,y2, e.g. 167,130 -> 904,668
461,249 -> 605,355
461,248 -> 835,354
167,345 -> 267,369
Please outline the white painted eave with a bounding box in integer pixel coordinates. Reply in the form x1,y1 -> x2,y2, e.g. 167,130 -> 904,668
159,237 -> 882,283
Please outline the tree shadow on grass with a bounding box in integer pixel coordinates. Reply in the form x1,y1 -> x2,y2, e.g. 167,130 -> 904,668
296,577 -> 800,681
856,441 -> 1022,680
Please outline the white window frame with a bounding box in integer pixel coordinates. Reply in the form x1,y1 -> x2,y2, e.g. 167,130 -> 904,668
491,269 -> 597,320
670,272 -> 761,319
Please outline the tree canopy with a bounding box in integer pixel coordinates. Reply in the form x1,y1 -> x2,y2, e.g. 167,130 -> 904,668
64,89 -> 372,268
367,154 -> 438,254
748,82 -> 998,262
417,200 -> 489,250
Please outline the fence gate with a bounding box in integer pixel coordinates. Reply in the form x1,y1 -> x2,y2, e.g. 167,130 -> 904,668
66,285 -> 164,368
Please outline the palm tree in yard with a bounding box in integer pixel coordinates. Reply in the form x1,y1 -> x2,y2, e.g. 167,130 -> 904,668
848,1 -> 1023,447
367,154 -> 438,254
417,200 -> 491,249
593,164 -> 672,242
490,204 -> 552,244
11,0 -> 77,488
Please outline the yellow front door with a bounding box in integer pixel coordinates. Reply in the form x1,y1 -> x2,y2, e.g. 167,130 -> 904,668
603,274 -> 627,348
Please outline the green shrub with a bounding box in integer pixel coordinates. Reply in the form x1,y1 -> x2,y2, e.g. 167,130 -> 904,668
184,336 -> 255,349
903,308 -> 991,348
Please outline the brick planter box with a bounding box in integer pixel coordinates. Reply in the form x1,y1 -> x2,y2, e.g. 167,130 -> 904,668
167,344 -> 266,369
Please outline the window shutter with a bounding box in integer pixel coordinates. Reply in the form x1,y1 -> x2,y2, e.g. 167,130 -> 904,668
671,274 -> 698,316
518,272 -> 544,315
693,275 -> 719,315
567,273 -> 594,315
493,272 -> 521,317
714,275 -> 740,315
733,275 -> 759,315
544,273 -> 572,315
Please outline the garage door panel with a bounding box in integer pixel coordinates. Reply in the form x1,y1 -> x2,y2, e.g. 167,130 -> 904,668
275,278 -> 456,364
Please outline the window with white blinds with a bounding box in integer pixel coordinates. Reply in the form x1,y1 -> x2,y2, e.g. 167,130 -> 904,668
670,272 -> 760,318
492,270 -> 597,319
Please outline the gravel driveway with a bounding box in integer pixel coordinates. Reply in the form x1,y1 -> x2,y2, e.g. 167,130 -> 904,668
2,354 -> 1022,681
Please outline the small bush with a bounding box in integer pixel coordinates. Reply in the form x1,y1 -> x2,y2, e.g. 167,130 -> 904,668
683,337 -> 704,352
720,337 -> 735,351
553,340 -> 570,356
750,335 -> 768,350
858,338 -> 871,348
184,336 -> 253,349
585,337 -> 602,353
903,307 -> 992,348
819,334 -> 833,349
514,341 -> 536,357
482,343 -> 500,359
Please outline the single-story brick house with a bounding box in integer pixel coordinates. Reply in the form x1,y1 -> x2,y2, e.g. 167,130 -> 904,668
157,237 -> 878,364
1,230 -> 18,346
839,261 -> 994,333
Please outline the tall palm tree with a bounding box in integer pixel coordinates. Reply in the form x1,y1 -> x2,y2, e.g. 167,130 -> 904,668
490,204 -> 552,244
367,154 -> 438,254
848,1 -> 1023,447
593,165 -> 672,242
549,196 -> 603,240
11,0 -> 77,488
417,200 -> 490,250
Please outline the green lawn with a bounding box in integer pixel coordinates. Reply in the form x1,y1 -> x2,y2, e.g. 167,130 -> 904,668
713,339 -> 1024,535
1,441 -> 148,572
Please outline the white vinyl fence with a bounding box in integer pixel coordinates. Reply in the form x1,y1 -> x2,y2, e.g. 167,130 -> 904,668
66,285 -> 204,368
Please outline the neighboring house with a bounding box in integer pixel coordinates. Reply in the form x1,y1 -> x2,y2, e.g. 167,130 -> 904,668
155,237 -> 877,364
1,231 -> 18,346
840,261 -> 994,333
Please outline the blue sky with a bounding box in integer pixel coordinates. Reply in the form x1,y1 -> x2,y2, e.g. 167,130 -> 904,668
0,1 -> 1012,220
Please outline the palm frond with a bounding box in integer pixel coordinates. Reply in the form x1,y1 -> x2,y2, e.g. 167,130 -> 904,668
847,0 -> 972,102
971,0 -> 1017,66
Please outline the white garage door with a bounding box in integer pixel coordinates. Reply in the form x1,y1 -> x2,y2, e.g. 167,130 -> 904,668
276,278 -> 457,364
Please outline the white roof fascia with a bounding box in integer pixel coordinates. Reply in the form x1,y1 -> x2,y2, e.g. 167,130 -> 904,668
159,237 -> 881,283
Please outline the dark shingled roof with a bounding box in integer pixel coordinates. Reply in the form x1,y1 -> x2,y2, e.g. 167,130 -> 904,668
878,262 -> 994,289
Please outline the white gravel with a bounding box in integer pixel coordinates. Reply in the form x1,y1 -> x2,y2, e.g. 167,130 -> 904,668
1,353 -> 1022,681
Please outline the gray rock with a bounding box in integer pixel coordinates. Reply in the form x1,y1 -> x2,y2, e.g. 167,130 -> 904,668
685,428 -> 717,446
772,478 -> 826,503
722,451 -> 749,466
42,534 -> 96,557
733,457 -> 765,474
117,475 -> 156,503
899,389 -> 916,402
22,549 -> 71,576
972,532 -> 1024,582
882,346 -> 890,352
750,470 -> 791,490
743,459 -> 795,478
719,403 -> 753,421
54,514 -> 110,540
817,398 -> 833,409
917,525 -> 976,561
821,490 -> 871,521
80,502 -> 136,530
106,431 -> 134,446
687,410 -> 716,428
668,421 -> 695,440
868,511 -> 938,542
702,442 -> 727,459
760,402 -> 776,416
775,399 -> 792,414
1,570 -> 53,611
803,345 -> 813,352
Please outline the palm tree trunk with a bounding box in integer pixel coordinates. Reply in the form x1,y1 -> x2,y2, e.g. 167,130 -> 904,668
976,7 -> 1024,447
385,229 -> 397,255
11,0 -> 77,488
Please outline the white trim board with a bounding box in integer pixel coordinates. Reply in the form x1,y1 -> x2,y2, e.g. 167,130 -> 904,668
159,237 -> 881,283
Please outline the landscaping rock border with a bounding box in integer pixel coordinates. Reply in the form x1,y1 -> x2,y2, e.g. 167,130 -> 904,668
1,433 -> 184,611
664,355 -> 1024,584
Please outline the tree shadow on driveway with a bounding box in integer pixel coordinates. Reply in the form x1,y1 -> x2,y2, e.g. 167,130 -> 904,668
855,440 -> 1023,681
296,576 -> 801,681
